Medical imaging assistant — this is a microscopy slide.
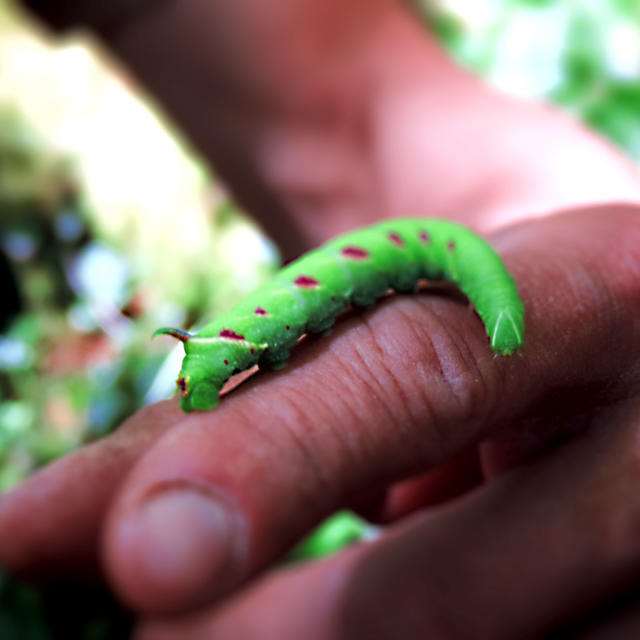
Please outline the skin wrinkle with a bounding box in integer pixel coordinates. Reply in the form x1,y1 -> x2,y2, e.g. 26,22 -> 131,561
253,333 -> 370,487
438,303 -> 501,432
320,314 -> 438,484
335,296 -> 497,474
431,308 -> 487,417
357,312 -> 416,430
277,361 -> 410,514
315,330 -> 390,466
366,303 -> 450,460
396,303 -> 464,391
456,305 -> 494,406
261,362 -> 358,488
341,307 -> 445,469
398,301 -> 494,457
598,271 -> 640,373
563,258 -> 609,341
337,327 -> 406,470
229,400 -> 315,498
206,406 -> 290,497
263,385 -> 339,512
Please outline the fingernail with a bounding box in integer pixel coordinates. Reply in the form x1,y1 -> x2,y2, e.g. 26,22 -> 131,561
116,488 -> 238,605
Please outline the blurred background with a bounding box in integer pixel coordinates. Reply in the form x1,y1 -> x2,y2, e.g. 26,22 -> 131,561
0,0 -> 639,636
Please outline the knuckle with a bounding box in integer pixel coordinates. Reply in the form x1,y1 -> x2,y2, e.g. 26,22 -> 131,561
333,297 -> 499,458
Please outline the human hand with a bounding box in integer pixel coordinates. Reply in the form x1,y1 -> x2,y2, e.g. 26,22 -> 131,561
2,206 -> 640,638
98,0 -> 640,256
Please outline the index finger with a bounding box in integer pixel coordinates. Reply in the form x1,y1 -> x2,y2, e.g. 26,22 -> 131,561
104,205 -> 640,613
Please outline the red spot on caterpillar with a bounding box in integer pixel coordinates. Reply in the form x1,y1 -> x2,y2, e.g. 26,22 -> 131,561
255,307 -> 268,316
177,377 -> 188,397
419,231 -> 430,244
294,275 -> 319,288
250,348 -> 255,354
219,329 -> 245,340
331,296 -> 336,301
447,241 -> 456,251
342,246 -> 369,260
224,359 -> 229,365
388,232 -> 404,247
286,325 -> 290,331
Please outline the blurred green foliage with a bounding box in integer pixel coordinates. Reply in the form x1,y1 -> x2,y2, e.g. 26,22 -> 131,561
0,105 -> 162,492
421,0 -> 640,161
0,568 -> 132,639
0,102 -> 275,494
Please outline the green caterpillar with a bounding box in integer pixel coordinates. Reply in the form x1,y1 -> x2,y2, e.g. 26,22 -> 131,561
155,218 -> 524,412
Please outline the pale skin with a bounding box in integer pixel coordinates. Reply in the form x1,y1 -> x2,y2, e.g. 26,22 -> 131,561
4,1 -> 640,637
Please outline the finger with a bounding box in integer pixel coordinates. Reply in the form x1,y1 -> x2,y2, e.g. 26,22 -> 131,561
0,400 -> 183,579
134,553 -> 361,640
136,398 -> 640,639
347,446 -> 483,523
380,445 -> 483,521
322,401 -> 640,640
104,206 -> 640,613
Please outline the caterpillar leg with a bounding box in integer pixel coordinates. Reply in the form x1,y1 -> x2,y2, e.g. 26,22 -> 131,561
307,316 -> 335,335
260,349 -> 290,370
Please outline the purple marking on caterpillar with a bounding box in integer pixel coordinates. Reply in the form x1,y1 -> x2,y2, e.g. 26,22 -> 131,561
294,275 -> 319,288
388,232 -> 404,248
447,241 -> 456,251
342,246 -> 369,260
419,231 -> 430,244
255,307 -> 268,316
219,329 -> 245,340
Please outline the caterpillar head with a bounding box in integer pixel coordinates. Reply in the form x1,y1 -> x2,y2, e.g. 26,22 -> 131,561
153,327 -> 263,412
175,370 -> 220,413
152,328 -> 220,411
